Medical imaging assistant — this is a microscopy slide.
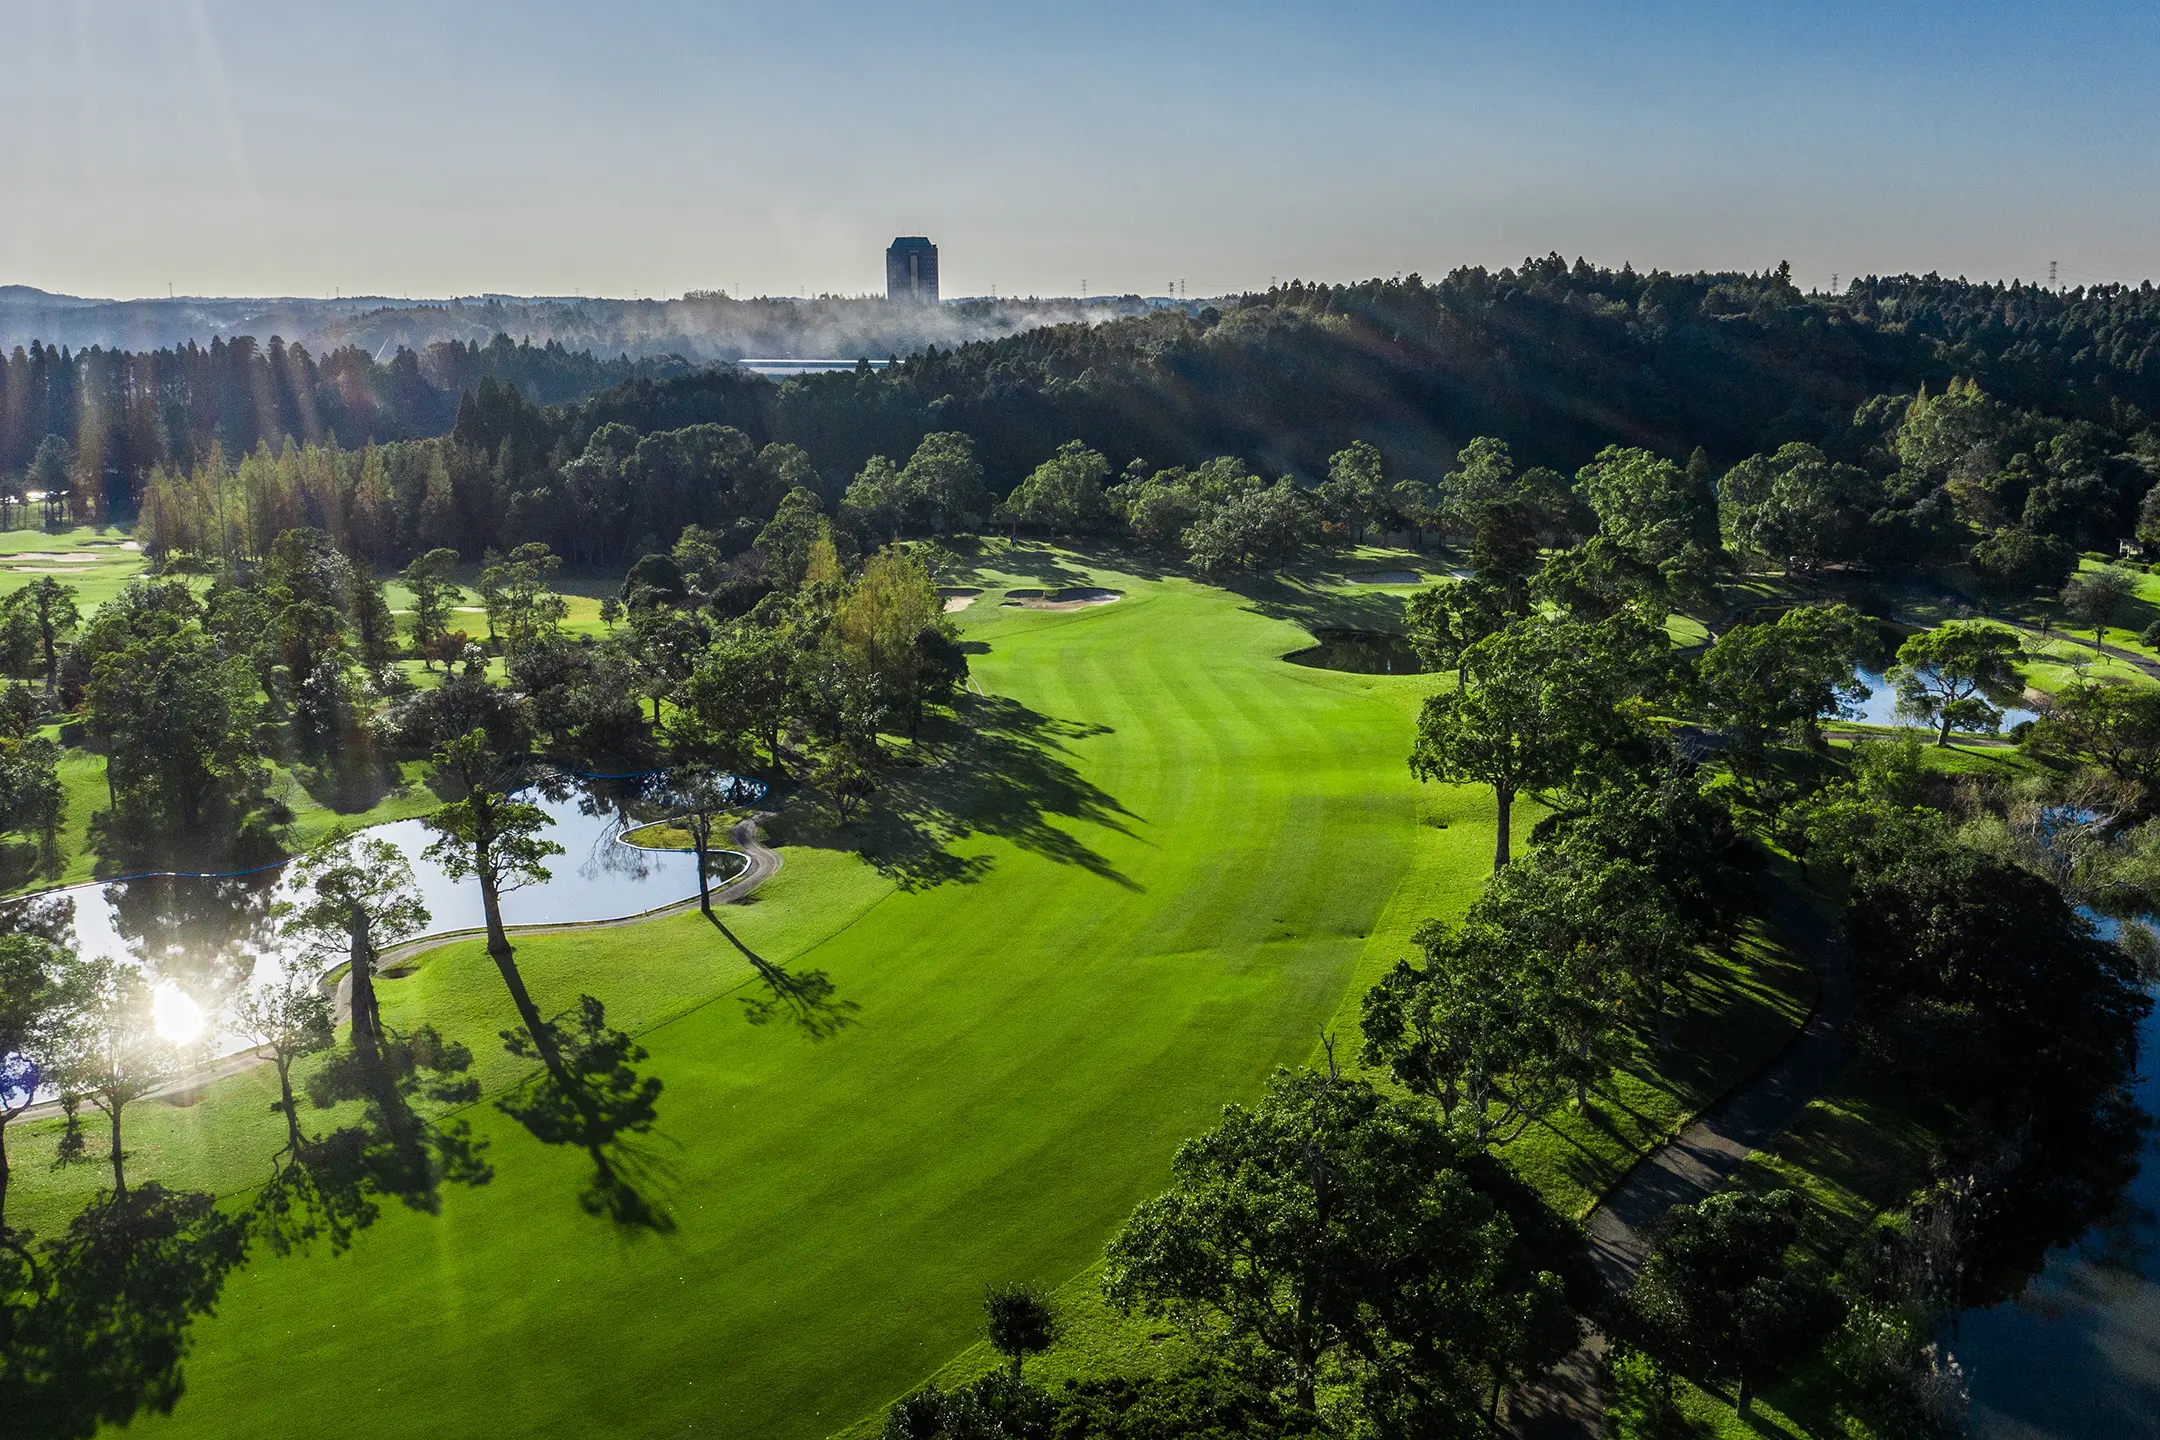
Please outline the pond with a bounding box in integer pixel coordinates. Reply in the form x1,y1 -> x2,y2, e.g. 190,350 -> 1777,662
1843,666 -> 2041,732
1954,971 -> 2160,1438
1286,630 -> 1427,675
5,772 -> 748,1053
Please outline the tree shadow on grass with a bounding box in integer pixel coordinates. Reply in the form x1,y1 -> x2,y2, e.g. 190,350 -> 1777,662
971,540 -> 1183,587
1221,567 -> 1430,638
780,695 -> 1143,893
700,908 -> 860,1041
288,749 -> 411,816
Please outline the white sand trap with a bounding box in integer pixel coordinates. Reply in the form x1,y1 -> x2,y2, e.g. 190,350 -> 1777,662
1001,586 -> 1122,611
5,551 -> 105,564
940,586 -> 983,613
1347,570 -> 1420,585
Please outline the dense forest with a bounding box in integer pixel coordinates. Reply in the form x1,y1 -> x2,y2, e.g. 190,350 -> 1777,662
0,334 -> 691,512
10,261 -> 2160,573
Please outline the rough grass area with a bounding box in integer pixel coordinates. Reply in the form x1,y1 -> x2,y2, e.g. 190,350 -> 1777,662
621,819 -> 695,849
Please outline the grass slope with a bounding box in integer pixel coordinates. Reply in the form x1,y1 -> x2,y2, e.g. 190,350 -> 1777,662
17,555 -> 1458,1440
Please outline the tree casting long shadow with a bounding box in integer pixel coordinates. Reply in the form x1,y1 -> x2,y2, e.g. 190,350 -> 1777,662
699,909 -> 859,1041
799,694 -> 1144,893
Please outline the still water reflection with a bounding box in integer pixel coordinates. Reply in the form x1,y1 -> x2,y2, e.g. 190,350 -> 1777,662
1956,979 -> 2160,1439
1845,667 -> 2042,732
7,776 -> 729,1047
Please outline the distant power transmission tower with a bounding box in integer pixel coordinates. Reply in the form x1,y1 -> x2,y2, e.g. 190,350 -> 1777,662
1830,274 -> 1839,293
2049,260 -> 2059,288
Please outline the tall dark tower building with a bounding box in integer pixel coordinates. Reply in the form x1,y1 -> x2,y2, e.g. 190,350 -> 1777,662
886,236 -> 939,304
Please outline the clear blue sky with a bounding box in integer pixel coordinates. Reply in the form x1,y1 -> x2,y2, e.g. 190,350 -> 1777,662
2,0 -> 2155,300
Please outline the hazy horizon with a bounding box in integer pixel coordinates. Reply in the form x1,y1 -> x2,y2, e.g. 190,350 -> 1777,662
4,0 -> 2158,301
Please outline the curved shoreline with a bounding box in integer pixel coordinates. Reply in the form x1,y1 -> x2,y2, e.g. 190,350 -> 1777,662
14,815 -> 784,1122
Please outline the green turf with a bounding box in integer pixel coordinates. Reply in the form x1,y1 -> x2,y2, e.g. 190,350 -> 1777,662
0,524 -> 149,612
7,546 -> 1820,1439
6,553 -> 1466,1440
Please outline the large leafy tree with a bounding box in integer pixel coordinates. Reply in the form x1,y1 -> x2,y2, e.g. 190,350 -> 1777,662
1404,579 -> 1508,684
1410,611 -> 1656,870
1845,832 -> 2148,1110
1003,440 -> 1111,536
2023,680 -> 2160,799
1717,443 -> 1881,572
44,955 -> 185,1200
400,546 -> 465,668
1969,526 -> 2076,601
834,547 -> 951,737
2059,564 -> 2140,649
1362,914 -> 1568,1145
1317,440 -> 1392,542
84,626 -> 261,831
1887,622 -> 2024,746
896,431 -> 991,534
425,730 -> 660,1221
1695,603 -> 1873,752
1620,1190 -> 1838,1415
478,542 -> 568,653
1576,445 -> 1725,611
677,623 -> 794,771
1533,767 -> 1751,1049
1181,480 -> 1320,575
1104,1068 -> 1574,1429
3,577 -> 79,699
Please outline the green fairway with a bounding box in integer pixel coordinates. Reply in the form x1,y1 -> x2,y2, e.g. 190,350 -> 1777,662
8,554 -> 1476,1440
0,524 -> 148,611
6,548 -> 1819,1439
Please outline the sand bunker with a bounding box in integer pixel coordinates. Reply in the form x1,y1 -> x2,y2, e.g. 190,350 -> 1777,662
1347,570 -> 1420,585
1001,586 -> 1123,611
940,586 -> 983,613
5,552 -> 105,564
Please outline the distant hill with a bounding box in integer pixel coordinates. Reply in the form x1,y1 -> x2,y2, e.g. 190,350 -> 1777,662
0,288 -> 1161,362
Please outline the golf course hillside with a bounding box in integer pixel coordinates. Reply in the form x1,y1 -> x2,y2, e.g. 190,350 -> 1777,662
15,554 -> 1499,1439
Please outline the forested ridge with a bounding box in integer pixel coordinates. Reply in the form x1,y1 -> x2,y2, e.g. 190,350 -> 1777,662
15,260 -> 2160,509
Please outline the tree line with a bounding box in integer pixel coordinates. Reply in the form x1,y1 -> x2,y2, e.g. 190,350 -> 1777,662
15,261 -> 2160,545
0,333 -> 689,521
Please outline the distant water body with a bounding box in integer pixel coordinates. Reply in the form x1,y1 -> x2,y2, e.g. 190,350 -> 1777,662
736,358 -> 891,376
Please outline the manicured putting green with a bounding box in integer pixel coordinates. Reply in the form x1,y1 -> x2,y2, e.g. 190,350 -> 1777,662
62,556 -> 1493,1440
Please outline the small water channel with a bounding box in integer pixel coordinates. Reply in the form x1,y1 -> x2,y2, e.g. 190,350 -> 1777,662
6,773 -> 743,1051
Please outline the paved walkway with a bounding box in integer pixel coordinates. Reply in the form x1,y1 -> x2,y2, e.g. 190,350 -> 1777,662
1509,875 -> 1855,1437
